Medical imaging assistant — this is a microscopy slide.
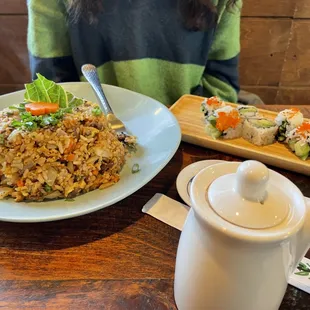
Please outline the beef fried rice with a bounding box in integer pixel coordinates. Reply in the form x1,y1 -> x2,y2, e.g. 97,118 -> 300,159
0,101 -> 135,202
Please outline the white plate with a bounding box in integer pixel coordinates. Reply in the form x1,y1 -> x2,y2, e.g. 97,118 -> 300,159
0,83 -> 181,222
176,160 -> 224,206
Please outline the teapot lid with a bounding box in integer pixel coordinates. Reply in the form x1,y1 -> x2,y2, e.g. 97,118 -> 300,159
207,161 -> 290,229
190,160 -> 306,242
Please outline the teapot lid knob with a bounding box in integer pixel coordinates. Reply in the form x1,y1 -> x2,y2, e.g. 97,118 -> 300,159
236,161 -> 269,203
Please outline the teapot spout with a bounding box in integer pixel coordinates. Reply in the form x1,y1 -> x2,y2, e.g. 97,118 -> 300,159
294,197 -> 310,268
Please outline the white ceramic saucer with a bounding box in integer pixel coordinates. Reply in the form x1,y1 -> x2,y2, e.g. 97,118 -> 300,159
176,160 -> 224,206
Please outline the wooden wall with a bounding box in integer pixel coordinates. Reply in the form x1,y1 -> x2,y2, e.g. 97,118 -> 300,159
0,0 -> 28,95
1,0 -> 310,104
241,0 -> 310,104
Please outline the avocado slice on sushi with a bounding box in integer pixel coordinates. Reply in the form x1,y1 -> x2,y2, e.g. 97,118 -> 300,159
237,106 -> 258,118
249,118 -> 276,128
294,140 -> 310,161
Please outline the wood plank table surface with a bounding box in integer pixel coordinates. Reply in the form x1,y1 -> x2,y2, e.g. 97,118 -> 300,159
0,106 -> 309,310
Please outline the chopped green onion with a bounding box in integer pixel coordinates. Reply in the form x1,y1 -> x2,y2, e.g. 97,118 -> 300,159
9,104 -> 26,112
24,121 -> 38,131
18,104 -> 26,112
40,115 -> 59,127
0,134 -> 4,145
44,184 -> 52,192
132,163 -> 140,174
9,107 -> 72,131
11,120 -> 23,128
65,198 -> 75,202
92,106 -> 102,116
20,111 -> 33,120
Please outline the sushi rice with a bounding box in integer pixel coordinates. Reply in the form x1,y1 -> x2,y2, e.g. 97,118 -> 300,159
242,118 -> 278,146
275,108 -> 304,142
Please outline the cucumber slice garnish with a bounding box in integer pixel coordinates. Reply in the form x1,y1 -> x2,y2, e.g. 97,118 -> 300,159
205,123 -> 221,139
288,139 -> 297,151
207,115 -> 217,127
277,135 -> 286,142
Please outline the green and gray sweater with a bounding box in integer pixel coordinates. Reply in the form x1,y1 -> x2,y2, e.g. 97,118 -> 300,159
27,0 -> 242,106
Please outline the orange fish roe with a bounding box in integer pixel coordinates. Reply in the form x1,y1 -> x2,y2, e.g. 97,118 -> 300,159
216,110 -> 240,132
287,108 -> 300,119
297,122 -> 310,138
207,97 -> 221,107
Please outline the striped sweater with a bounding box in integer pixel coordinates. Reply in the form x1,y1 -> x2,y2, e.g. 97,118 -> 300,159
27,0 -> 242,106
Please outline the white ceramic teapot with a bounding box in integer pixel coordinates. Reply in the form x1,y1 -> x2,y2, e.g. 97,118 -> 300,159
174,160 -> 310,310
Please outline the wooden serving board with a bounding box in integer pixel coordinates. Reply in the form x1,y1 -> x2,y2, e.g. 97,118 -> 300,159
170,95 -> 310,176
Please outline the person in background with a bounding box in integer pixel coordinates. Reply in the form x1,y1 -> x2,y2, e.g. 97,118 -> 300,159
27,0 -> 262,106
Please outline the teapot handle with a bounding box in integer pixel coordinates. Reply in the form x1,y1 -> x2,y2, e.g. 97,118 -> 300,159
294,197 -> 310,269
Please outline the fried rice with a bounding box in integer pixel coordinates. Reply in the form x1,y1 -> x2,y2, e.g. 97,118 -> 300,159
0,101 -> 132,202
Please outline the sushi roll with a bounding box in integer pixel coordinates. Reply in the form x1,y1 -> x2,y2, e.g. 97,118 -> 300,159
205,106 -> 242,139
237,105 -> 259,119
201,96 -> 224,118
275,108 -> 303,142
242,118 -> 278,146
286,122 -> 310,160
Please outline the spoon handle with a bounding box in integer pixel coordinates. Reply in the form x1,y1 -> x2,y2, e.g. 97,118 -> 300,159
81,64 -> 113,114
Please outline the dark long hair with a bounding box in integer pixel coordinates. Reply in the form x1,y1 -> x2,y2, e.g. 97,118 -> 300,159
66,0 -> 233,31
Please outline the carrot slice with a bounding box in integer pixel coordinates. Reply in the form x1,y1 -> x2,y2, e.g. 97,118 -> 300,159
65,138 -> 76,154
66,154 -> 75,161
25,105 -> 45,116
17,180 -> 24,187
25,102 -> 59,116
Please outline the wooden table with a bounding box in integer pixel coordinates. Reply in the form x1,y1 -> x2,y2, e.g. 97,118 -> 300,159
0,107 -> 310,309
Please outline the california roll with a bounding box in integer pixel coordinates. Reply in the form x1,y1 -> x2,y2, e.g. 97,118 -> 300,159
242,118 -> 278,146
286,122 -> 310,160
205,106 -> 242,139
201,96 -> 224,118
275,108 -> 303,142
